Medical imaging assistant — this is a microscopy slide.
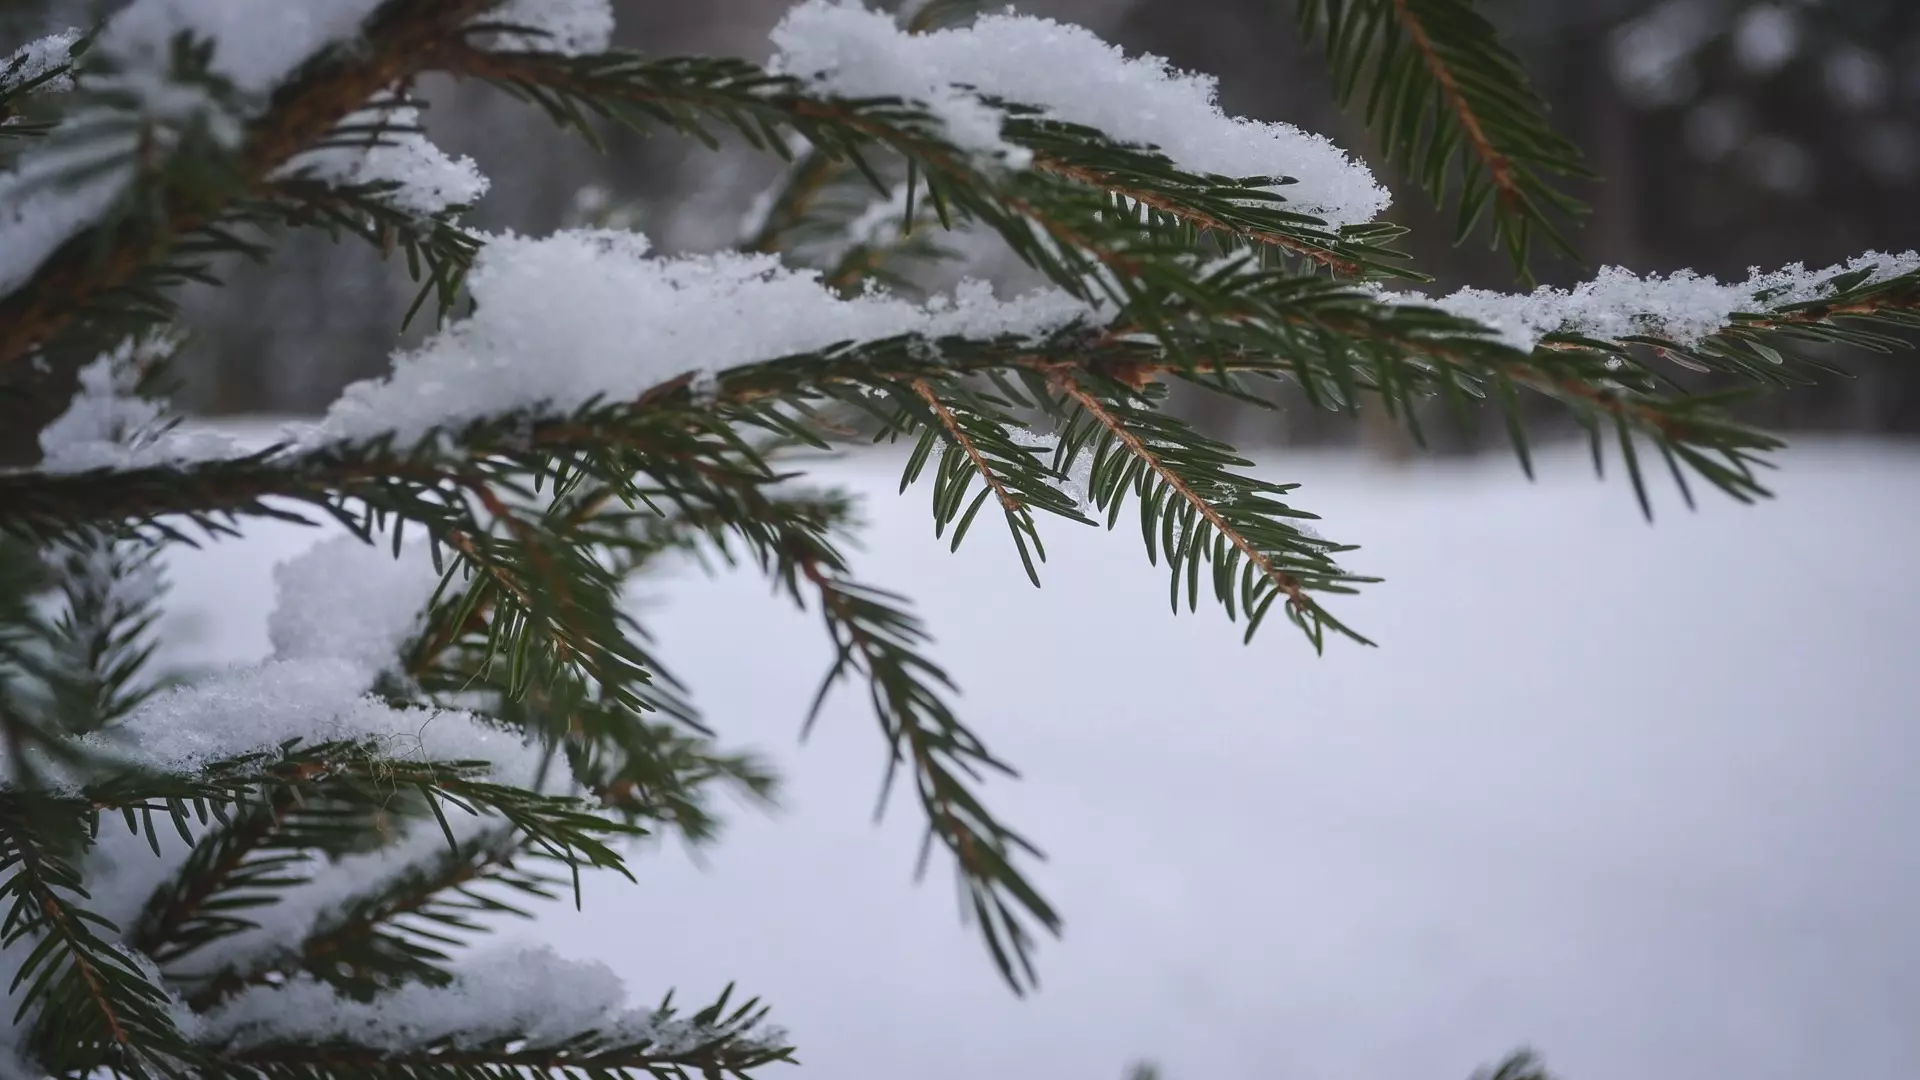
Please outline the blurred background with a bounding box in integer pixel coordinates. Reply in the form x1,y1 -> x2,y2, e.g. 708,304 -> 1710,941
5,6 -> 1917,1079
5,0 -> 1917,446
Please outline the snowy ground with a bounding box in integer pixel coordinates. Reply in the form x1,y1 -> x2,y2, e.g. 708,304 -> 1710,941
158,433 -> 1920,1080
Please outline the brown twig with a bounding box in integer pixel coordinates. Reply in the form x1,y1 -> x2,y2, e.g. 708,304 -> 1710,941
911,380 -> 1022,513
0,817 -> 131,1049
1390,0 -> 1516,211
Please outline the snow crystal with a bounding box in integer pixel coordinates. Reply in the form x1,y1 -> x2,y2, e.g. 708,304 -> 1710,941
73,657 -> 543,784
482,0 -> 616,56
272,102 -> 490,216
97,0 -> 387,98
768,0 -> 1387,226
268,535 -> 445,677
202,944 -> 777,1054
1395,252 -> 1920,353
317,229 -> 1094,446
0,29 -> 80,94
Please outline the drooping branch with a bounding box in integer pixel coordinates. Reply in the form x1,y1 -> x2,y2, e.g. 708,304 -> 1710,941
1293,0 -> 1594,276
0,0 -> 500,373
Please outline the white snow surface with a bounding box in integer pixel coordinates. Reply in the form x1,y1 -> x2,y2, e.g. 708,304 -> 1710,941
272,103 -> 490,217
71,657 -> 541,784
1397,251 -> 1920,352
769,0 -> 1388,226
202,943 -> 774,1052
267,535 -> 445,676
317,229 -> 1093,446
153,428 -> 1920,1080
483,0 -> 616,56
97,0 -> 387,98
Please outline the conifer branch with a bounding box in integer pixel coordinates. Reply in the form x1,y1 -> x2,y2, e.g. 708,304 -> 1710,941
0,808 -> 188,1075
186,830 -> 551,1011
1293,0 -> 1594,276
207,1021 -> 794,1079
430,45 -> 1411,290
913,381 -> 1021,515
252,179 -> 485,325
1030,158 -> 1365,276
790,547 -> 1056,993
1051,373 -> 1370,647
0,0 -> 499,372
126,784 -> 306,967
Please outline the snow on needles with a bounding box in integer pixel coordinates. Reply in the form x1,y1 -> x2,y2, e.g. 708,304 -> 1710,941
769,0 -> 1388,226
273,102 -> 490,216
318,229 -> 1094,446
0,29 -> 80,94
37,338 -> 244,473
74,658 -> 544,785
202,944 -> 784,1053
1399,251 -> 1920,353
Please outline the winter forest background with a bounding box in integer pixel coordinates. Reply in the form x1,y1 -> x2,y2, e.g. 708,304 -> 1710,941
2,2 -> 1916,1080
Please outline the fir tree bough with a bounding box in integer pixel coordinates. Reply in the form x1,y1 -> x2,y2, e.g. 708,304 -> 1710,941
0,0 -> 1911,1076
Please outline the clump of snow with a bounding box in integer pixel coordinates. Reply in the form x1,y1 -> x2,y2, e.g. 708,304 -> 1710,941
768,0 -> 1387,226
36,337 -> 241,473
482,0 -> 616,56
1,28 -> 81,94
96,0 -> 387,99
317,229 -> 1094,446
1393,251 -> 1920,353
71,657 -> 543,785
273,102 -> 489,216
268,535 -> 445,677
202,944 -> 781,1054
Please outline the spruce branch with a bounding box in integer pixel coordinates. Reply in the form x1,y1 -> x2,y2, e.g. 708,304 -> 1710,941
183,829 -> 555,1011
1051,373 -> 1370,647
35,528 -> 167,735
125,782 -> 310,968
0,806 -> 189,1076
0,0 -> 500,372
201,984 -> 795,1079
1293,0 -> 1595,277
430,45 -> 1411,289
0,33 -> 80,137
249,178 -> 485,327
